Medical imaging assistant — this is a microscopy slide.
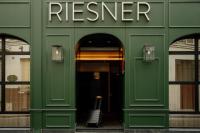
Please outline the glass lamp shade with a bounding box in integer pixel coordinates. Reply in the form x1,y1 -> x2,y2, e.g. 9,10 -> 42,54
51,45 -> 63,62
143,45 -> 155,62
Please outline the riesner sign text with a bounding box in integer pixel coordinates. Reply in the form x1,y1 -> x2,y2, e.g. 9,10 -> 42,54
48,1 -> 151,22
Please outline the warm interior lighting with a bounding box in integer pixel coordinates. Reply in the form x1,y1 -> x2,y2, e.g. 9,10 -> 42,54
76,51 -> 124,61
143,45 -> 155,62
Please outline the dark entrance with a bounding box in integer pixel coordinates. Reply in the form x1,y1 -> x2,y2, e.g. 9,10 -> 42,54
75,34 -> 124,128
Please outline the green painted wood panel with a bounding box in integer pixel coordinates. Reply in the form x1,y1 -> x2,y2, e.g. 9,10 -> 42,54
28,0 -> 200,131
45,112 -> 74,128
127,113 -> 167,128
30,0 -> 43,132
44,34 -> 73,107
128,34 -> 165,108
0,2 -> 30,27
169,1 -> 200,27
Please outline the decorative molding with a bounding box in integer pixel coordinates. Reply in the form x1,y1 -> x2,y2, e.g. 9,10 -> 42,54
134,58 -> 160,102
0,1 -> 30,4
45,34 -> 72,107
169,1 -> 200,28
46,34 -> 70,37
123,108 -> 168,112
0,2 -> 30,28
45,104 -> 71,107
45,114 -> 72,128
169,0 -> 200,3
129,104 -> 165,107
30,108 -> 76,111
128,113 -> 166,128
128,34 -> 165,107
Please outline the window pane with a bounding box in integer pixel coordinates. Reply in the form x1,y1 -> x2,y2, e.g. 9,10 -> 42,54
199,39 -> 200,51
169,55 -> 194,81
169,84 -> 195,112
0,114 -> 30,127
170,114 -> 200,128
199,85 -> 200,111
0,38 -> 2,51
199,55 -> 200,81
5,85 -> 30,112
5,39 -> 29,52
169,39 -> 194,52
0,85 -> 1,111
0,58 -> 2,81
6,55 -> 30,82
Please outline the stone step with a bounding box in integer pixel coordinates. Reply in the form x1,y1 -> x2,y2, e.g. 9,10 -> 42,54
76,127 -> 124,133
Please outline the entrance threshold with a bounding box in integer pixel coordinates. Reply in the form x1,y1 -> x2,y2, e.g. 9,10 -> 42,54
76,125 -> 124,133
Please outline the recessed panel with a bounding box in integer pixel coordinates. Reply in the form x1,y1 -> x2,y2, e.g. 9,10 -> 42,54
129,34 -> 165,106
169,2 -> 200,27
45,113 -> 71,128
128,113 -> 166,128
45,35 -> 71,107
0,3 -> 30,27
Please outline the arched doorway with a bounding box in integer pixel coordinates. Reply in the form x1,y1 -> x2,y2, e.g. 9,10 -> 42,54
169,34 -> 200,128
75,33 -> 124,128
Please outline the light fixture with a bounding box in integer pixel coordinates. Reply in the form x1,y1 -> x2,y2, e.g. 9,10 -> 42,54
143,45 -> 155,62
52,45 -> 63,62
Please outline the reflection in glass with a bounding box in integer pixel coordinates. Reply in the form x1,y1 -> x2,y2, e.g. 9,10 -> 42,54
0,85 -> 1,111
199,39 -> 200,50
0,114 -> 30,127
0,59 -> 1,81
0,38 -> 1,51
199,86 -> 200,111
5,39 -> 29,52
5,85 -> 30,112
199,55 -> 200,81
170,114 -> 200,128
169,85 -> 195,112
169,39 -> 194,51
169,55 -> 194,81
5,55 -> 30,82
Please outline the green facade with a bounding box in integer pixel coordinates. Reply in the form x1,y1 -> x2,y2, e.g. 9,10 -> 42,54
0,0 -> 200,132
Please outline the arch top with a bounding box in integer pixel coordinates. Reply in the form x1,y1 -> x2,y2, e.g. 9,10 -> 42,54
171,33 -> 200,44
0,33 -> 29,44
77,33 -> 123,48
76,33 -> 124,61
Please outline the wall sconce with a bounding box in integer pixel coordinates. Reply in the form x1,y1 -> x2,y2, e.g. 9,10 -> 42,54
143,45 -> 155,62
51,45 -> 63,62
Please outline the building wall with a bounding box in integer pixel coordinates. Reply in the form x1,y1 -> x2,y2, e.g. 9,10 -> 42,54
0,0 -> 200,132
32,0 -> 200,131
41,0 -> 168,129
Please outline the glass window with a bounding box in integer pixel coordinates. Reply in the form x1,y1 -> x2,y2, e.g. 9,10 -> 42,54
169,84 -> 195,112
169,39 -> 194,52
199,55 -> 200,81
170,114 -> 200,128
0,58 -> 2,81
5,39 -> 29,52
0,36 -> 30,127
5,85 -> 30,112
199,39 -> 200,51
169,36 -> 200,128
0,114 -> 30,127
5,55 -> 30,82
169,55 -> 194,81
199,85 -> 200,111
0,85 -> 1,111
0,38 -> 2,52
